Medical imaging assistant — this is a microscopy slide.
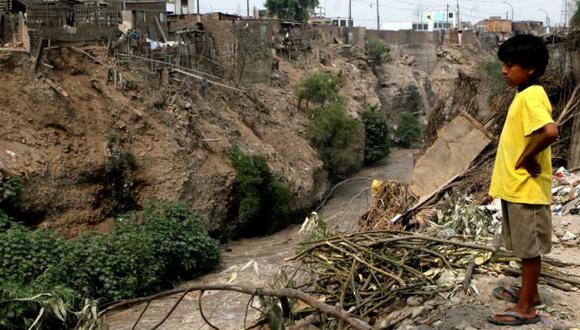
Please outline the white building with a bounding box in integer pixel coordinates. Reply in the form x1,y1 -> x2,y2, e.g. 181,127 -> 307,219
419,10 -> 458,31
382,21 -> 414,31
383,10 -> 458,32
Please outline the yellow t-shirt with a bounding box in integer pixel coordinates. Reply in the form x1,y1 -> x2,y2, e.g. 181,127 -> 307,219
489,85 -> 554,205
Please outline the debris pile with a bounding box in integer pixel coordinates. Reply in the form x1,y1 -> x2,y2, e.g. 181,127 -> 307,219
553,167 -> 580,216
358,180 -> 417,231
426,196 -> 497,240
292,231 -> 580,326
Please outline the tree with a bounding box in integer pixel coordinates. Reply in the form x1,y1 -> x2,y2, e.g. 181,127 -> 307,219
363,105 -> 391,164
295,71 -> 342,108
265,0 -> 319,22
571,1 -> 580,27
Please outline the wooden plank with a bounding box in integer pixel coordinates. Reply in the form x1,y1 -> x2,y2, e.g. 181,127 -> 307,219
570,114 -> 580,171
0,47 -> 28,52
154,16 -> 168,43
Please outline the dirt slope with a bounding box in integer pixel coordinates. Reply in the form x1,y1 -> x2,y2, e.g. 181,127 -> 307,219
0,43 -> 379,237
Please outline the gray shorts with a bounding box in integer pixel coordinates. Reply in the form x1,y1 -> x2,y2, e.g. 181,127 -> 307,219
500,200 -> 552,259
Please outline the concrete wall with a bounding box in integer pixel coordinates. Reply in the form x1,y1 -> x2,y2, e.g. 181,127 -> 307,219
367,29 -> 438,73
168,15 -> 274,84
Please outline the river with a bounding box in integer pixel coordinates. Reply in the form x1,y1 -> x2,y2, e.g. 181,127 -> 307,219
104,148 -> 416,329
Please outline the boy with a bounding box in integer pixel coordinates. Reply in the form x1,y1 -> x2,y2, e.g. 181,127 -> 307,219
488,34 -> 559,326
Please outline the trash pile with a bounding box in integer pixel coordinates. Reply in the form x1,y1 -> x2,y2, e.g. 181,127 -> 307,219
358,180 -> 417,231
552,167 -> 580,216
426,195 -> 498,240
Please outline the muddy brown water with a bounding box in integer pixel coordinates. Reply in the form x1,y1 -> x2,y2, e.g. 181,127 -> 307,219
104,148 -> 416,329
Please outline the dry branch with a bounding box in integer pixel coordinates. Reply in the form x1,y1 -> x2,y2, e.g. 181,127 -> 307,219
100,284 -> 372,330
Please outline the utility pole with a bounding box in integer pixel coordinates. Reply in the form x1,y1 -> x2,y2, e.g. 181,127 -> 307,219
446,3 -> 449,29
456,0 -> 460,29
247,0 -> 250,17
376,0 -> 380,30
539,9 -> 550,32
196,0 -> 200,22
502,1 -> 514,21
349,0 -> 352,22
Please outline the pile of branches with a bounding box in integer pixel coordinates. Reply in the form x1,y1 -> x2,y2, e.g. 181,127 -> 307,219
292,231 -> 580,325
359,181 -> 417,231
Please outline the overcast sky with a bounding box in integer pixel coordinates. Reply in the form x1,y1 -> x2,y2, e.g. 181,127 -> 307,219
196,0 -> 563,28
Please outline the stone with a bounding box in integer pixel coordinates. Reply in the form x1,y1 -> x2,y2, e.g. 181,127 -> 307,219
406,296 -> 424,306
562,231 -> 577,241
411,306 -> 427,318
433,320 -> 443,328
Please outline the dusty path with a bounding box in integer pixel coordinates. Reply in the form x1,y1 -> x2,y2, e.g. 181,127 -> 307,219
105,149 -> 417,329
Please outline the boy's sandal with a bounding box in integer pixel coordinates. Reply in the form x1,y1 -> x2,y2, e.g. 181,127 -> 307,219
493,285 -> 520,303
487,311 -> 542,326
492,285 -> 544,307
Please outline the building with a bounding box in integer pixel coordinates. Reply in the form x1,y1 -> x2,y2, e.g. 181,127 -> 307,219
382,21 -> 414,31
512,21 -> 544,35
422,10 -> 457,31
474,16 -> 512,33
382,10 -> 457,32
331,18 -> 353,27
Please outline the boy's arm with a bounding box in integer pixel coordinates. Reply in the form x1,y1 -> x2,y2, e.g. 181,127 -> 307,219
515,123 -> 559,177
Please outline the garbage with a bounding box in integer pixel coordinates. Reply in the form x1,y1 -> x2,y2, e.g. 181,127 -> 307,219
552,167 -> 580,216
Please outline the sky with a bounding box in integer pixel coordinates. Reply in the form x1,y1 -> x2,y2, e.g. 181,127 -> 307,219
194,0 -> 564,29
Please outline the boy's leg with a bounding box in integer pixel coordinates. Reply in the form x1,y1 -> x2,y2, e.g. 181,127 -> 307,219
489,202 -> 550,324
517,256 -> 541,311
491,256 -> 541,322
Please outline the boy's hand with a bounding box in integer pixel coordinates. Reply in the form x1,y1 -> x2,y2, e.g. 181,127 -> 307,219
515,155 -> 541,177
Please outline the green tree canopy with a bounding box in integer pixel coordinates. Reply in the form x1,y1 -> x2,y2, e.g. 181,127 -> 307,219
265,0 -> 319,22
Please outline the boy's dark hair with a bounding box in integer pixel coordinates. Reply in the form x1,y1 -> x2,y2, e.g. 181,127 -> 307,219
498,34 -> 549,78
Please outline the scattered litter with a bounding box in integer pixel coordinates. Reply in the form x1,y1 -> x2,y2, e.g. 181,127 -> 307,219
552,167 -> 580,216
562,231 -> 577,242
5,150 -> 16,157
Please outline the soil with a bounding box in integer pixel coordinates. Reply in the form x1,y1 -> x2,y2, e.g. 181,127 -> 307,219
0,42 -> 378,237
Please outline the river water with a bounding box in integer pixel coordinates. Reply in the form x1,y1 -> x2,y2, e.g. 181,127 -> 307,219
104,148 -> 416,329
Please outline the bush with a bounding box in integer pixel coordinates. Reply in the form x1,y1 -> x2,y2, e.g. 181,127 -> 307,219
105,131 -> 136,215
366,37 -> 390,65
307,103 -> 363,179
295,71 -> 342,107
572,1 -> 580,26
395,112 -> 421,147
0,175 -> 22,205
229,146 -> 292,237
480,58 -> 506,101
0,201 -> 221,329
363,105 -> 391,164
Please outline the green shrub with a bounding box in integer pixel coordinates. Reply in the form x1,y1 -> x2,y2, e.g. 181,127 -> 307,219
572,1 -> 580,26
295,71 -> 342,107
229,146 -> 292,237
480,58 -> 506,101
366,37 -> 390,65
395,112 -> 421,147
307,103 -> 363,179
0,175 -> 22,205
0,201 -> 220,329
363,105 -> 391,164
105,131 -> 136,214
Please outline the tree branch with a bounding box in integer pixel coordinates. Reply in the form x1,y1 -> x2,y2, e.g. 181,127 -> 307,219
100,284 -> 372,330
